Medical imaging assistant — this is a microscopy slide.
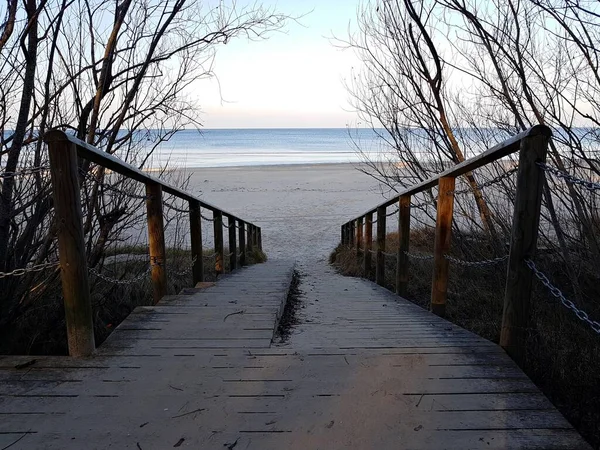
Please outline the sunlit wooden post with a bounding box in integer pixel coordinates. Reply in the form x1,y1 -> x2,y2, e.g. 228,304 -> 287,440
356,217 -> 363,256
146,182 -> 168,304
189,200 -> 204,284
213,210 -> 224,275
430,177 -> 455,317
501,128 -> 551,363
396,195 -> 411,296
364,212 -> 373,278
228,216 -> 237,271
238,221 -> 246,266
376,206 -> 386,286
45,131 -> 95,357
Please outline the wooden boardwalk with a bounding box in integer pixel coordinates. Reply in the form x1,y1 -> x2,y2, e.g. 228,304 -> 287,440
0,260 -> 590,449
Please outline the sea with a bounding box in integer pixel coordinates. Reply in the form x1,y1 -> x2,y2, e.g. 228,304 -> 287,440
150,128 -> 382,168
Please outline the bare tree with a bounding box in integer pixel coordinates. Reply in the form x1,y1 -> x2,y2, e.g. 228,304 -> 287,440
0,0 -> 289,349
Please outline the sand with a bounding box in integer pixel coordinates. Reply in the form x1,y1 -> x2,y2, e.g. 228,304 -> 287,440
181,163 -> 385,262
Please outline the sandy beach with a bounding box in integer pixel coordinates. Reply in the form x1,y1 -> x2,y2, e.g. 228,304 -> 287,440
182,163 -> 385,262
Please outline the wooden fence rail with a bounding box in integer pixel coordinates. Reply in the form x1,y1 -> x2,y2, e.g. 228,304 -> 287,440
340,125 -> 552,364
44,130 -> 263,357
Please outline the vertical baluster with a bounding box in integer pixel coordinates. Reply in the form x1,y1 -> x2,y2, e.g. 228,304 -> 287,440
228,216 -> 237,271
189,200 -> 203,285
501,129 -> 550,363
213,210 -> 224,275
430,177 -> 455,317
364,212 -> 373,278
376,206 -> 386,286
146,182 -> 168,304
356,217 -> 363,257
239,221 -> 246,266
396,195 -> 411,296
46,132 -> 95,357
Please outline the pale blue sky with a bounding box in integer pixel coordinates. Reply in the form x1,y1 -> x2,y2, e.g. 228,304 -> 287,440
192,1 -> 362,128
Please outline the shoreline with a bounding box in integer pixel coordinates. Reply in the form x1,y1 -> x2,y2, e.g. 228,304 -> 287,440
152,161 -> 366,172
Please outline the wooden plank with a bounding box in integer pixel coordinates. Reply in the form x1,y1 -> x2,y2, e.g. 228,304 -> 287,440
46,134 -> 95,357
396,195 -> 410,296
501,131 -> 550,363
431,177 -> 455,317
146,182 -> 167,304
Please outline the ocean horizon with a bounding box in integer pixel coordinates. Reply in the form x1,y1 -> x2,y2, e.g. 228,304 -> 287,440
148,128 -> 378,169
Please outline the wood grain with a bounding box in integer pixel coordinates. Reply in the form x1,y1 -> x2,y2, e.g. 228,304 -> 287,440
431,177 -> 455,317
47,136 -> 95,356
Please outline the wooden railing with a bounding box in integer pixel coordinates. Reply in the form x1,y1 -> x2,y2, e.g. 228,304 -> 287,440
341,125 -> 552,363
44,130 -> 263,357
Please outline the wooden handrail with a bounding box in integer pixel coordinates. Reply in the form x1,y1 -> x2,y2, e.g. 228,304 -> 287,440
44,130 -> 245,222
341,125 -> 552,365
44,129 -> 262,356
352,125 -> 552,219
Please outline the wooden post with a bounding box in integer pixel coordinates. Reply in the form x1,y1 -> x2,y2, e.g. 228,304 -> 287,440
257,227 -> 263,252
341,224 -> 345,245
349,221 -> 355,246
247,224 -> 254,251
396,195 -> 411,296
238,221 -> 246,266
228,216 -> 237,271
189,200 -> 204,285
356,217 -> 363,256
146,182 -> 168,304
213,210 -> 224,275
46,132 -> 95,357
500,130 -> 550,363
376,206 -> 386,286
430,177 -> 455,317
364,213 -> 373,278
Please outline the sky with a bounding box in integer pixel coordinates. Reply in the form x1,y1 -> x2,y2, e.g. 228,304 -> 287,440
191,0 -> 363,129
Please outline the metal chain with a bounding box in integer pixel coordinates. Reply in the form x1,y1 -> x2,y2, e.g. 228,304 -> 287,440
386,208 -> 398,217
200,213 -> 215,222
526,259 -> 600,334
403,250 -> 435,261
0,261 -> 59,279
89,266 -> 150,285
451,167 -> 519,195
163,201 -> 189,214
0,166 -> 50,179
445,254 -> 509,267
537,162 -> 600,192
203,252 -> 218,259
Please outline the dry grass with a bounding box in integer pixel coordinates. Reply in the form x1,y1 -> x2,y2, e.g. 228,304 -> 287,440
0,247 -> 267,356
330,230 -> 600,449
